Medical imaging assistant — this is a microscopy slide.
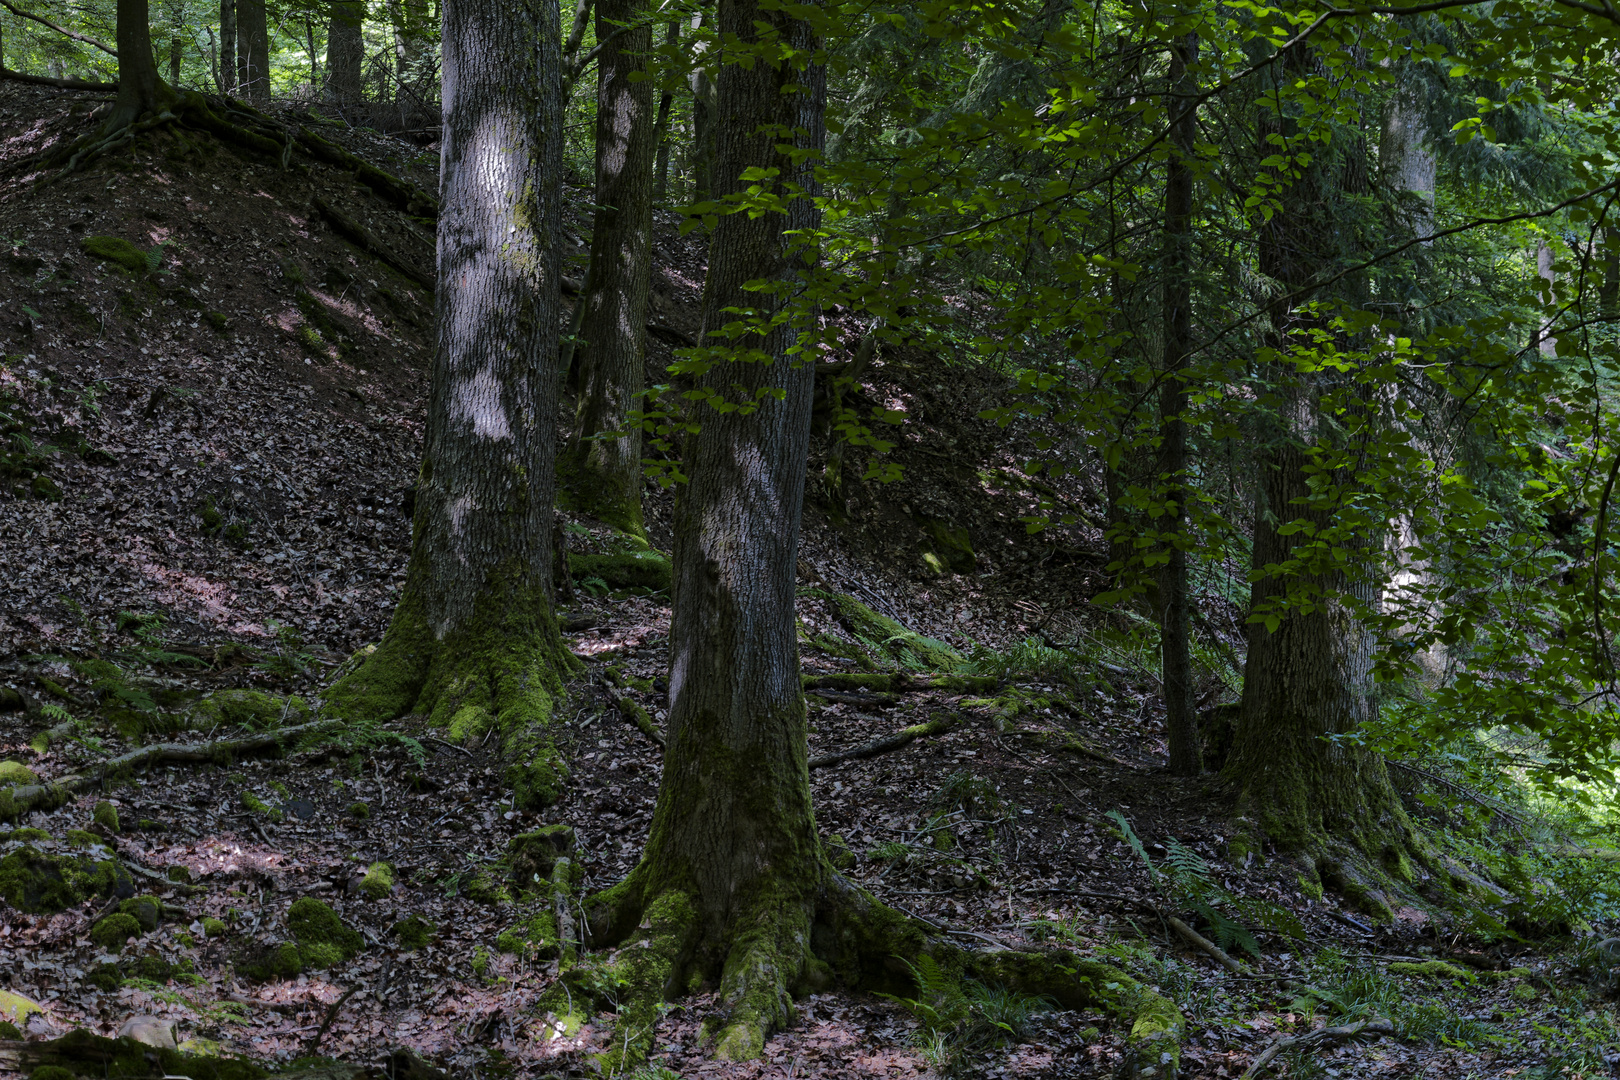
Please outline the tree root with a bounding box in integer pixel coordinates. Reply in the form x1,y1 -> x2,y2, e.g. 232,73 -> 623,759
1238,1016 -> 1393,1079
312,196 -> 433,291
0,66 -> 115,91
0,719 -> 340,821
567,872 -> 1187,1077
802,672 -> 1002,694
0,1028 -> 452,1080
808,712 -> 960,770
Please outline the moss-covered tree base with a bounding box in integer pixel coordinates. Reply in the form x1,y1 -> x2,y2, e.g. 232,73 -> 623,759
554,867 -> 1185,1077
323,584 -> 579,808
555,452 -> 647,542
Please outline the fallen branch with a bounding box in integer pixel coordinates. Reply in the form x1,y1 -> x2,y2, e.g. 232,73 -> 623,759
312,196 -> 433,291
1,719 -> 342,820
1165,913 -> 1247,974
0,66 -> 114,90
0,0 -> 117,56
1239,1017 -> 1394,1079
294,127 -> 439,218
304,986 -> 359,1056
608,690 -> 664,749
809,713 -> 960,770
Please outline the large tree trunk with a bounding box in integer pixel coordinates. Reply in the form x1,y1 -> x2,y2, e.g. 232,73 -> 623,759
324,0 -> 575,810
686,4 -> 716,201
581,0 -> 828,1065
1159,30 -> 1199,778
219,0 -> 237,95
1225,42 -> 1421,917
108,0 -> 174,128
564,0 -> 655,536
326,0 -> 364,104
237,0 -> 270,104
651,17 -> 678,202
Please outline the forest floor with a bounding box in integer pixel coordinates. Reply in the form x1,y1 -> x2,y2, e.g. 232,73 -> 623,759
0,80 -> 1616,1079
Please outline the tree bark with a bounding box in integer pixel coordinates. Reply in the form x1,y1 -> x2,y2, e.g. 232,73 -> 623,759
686,4 -> 716,202
237,0 -> 270,105
566,0 -> 655,536
1225,42 -> 1419,915
1159,30 -> 1199,778
581,0 -> 827,1064
108,0 -> 175,129
324,0 -> 575,810
651,16 -> 678,201
327,0 -> 364,103
220,0 -> 237,95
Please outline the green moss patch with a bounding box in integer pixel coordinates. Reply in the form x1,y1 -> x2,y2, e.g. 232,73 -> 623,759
801,589 -> 964,673
191,689 -> 310,730
496,910 -> 558,959
90,912 -> 143,949
1388,960 -> 1473,981
569,551 -> 671,593
359,862 -> 394,899
509,825 -> 576,885
93,800 -> 120,833
392,915 -> 436,951
80,235 -> 150,273
202,917 -> 227,939
287,896 -> 363,967
120,895 -> 164,931
0,845 -> 135,913
0,759 -> 40,787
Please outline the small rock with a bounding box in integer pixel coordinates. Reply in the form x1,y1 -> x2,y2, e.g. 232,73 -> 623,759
119,1013 -> 177,1049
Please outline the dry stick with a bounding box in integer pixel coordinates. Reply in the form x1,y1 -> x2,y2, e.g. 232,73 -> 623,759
303,986 -> 359,1056
1164,913 -> 1246,974
1239,1017 -> 1395,1080
2,718 -> 342,818
808,713 -> 960,770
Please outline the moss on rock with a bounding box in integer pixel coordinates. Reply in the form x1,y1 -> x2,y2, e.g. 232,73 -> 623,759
359,862 -> 394,899
509,824 -> 576,885
30,1067 -> 76,1080
0,988 -> 44,1026
287,896 -> 363,968
80,235 -> 149,273
65,829 -> 102,848
1388,960 -> 1472,981
0,845 -> 135,913
392,915 -> 435,951
235,940 -> 303,981
346,801 -> 370,820
202,917 -> 227,939
119,895 -> 164,932
568,551 -> 671,593
0,759 -> 40,787
93,801 -> 120,834
87,962 -> 124,991
191,689 -> 310,730
800,589 -> 964,673
919,519 -> 976,575
495,910 -> 558,959
90,913 -> 143,949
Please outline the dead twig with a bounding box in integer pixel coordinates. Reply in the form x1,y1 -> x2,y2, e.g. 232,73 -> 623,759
809,712 -> 960,770
303,986 -> 358,1056
1165,912 -> 1247,974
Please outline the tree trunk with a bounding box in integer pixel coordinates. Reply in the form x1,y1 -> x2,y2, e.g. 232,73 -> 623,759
108,0 -> 174,129
1225,42 -> 1420,917
686,5 -> 716,202
324,0 -> 575,811
581,0 -> 827,1064
219,0 -> 237,95
168,36 -> 181,86
1159,30 -> 1199,778
651,16 -> 677,202
237,0 -> 269,105
565,0 -> 655,537
327,0 -> 364,103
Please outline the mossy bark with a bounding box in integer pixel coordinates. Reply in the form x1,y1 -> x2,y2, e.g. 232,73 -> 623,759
322,0 -> 575,808
108,0 -> 177,130
1225,39 -> 1425,919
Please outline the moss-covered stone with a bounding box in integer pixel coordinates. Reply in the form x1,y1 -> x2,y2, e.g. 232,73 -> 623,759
919,519 -> 976,574
29,1067 -> 75,1080
569,551 -> 672,593
9,827 -> 51,842
359,862 -> 394,899
0,988 -> 44,1026
392,915 -> 435,951
90,912 -> 143,949
0,845 -> 135,913
192,689 -> 310,730
92,800 -> 121,834
0,759 -> 40,787
0,1019 -> 21,1039
81,235 -> 150,273
825,835 -> 857,871
238,792 -> 284,823
14,1027 -> 269,1080
346,801 -> 370,820
202,917 -> 228,939
495,910 -> 558,959
463,872 -> 508,906
235,939 -> 303,981
66,829 -> 102,848
167,865 -> 192,884
120,895 -> 164,932
87,962 -> 124,992
130,955 -> 175,983
509,825 -> 576,885
286,896 -> 364,968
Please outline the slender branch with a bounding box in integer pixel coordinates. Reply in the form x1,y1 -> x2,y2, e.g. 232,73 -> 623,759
809,713 -> 960,770
0,0 -> 117,55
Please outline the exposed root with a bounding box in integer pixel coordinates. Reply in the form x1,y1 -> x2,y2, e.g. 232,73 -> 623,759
0,66 -> 115,91
1,718 -> 340,822
569,872 -> 1186,1077
312,196 -> 433,291
1239,1017 -> 1394,1079
323,587 -> 580,808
